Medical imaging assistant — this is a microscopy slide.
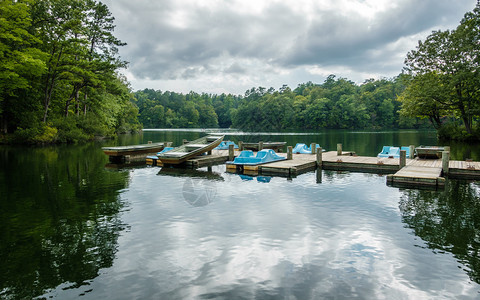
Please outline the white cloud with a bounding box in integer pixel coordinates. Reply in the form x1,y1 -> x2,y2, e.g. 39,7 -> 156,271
103,0 -> 477,94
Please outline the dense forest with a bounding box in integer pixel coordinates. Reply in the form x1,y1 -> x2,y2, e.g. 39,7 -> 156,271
0,0 -> 140,143
134,75 -> 431,131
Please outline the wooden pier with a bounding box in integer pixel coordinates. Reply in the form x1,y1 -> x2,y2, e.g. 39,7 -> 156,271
146,143 -> 480,189
227,148 -> 480,189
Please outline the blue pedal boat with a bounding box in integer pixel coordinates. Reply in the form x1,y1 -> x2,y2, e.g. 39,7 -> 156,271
292,143 -> 324,154
214,141 -> 239,150
227,149 -> 286,166
146,147 -> 175,160
377,146 -> 410,158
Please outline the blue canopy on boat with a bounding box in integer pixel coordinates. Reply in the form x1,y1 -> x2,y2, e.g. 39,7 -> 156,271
377,146 -> 410,158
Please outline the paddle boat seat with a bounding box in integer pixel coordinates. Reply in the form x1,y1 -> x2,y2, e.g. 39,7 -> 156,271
378,146 -> 400,158
378,146 -> 410,158
401,146 -> 410,157
230,149 -> 285,165
292,143 -> 322,154
214,141 -> 239,150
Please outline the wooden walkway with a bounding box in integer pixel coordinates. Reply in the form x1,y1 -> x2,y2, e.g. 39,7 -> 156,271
147,148 -> 480,189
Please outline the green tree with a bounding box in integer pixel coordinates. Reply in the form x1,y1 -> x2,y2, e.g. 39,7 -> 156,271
0,0 -> 45,133
403,3 -> 480,135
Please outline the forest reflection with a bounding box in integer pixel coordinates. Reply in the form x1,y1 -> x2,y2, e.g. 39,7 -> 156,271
0,144 -> 130,299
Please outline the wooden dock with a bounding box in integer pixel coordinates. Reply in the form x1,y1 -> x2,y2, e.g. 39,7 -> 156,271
387,165 -> 444,188
227,150 -> 480,188
146,144 -> 480,189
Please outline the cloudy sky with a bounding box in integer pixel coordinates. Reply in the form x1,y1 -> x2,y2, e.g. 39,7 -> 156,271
102,0 -> 477,95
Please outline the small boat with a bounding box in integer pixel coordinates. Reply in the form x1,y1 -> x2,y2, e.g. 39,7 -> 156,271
377,146 -> 410,158
157,135 -> 224,165
102,142 -> 170,156
415,146 -> 445,159
146,147 -> 175,166
214,141 -> 239,150
292,143 -> 325,154
227,149 -> 286,166
102,141 -> 171,163
242,142 -> 286,152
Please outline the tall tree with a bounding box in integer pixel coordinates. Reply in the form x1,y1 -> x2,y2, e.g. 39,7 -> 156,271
403,3 -> 480,134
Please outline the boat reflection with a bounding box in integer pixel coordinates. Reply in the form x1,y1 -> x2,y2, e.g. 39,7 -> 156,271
157,166 -> 224,181
239,174 -> 272,183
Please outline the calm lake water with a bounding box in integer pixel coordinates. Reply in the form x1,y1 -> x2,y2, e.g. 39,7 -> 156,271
1,129 -> 480,299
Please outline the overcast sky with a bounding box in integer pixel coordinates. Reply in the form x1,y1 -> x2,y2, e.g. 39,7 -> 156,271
102,0 -> 477,95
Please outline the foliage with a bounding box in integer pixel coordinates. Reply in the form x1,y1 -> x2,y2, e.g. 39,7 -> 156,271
135,76 -> 428,131
0,0 -> 138,143
400,3 -> 480,139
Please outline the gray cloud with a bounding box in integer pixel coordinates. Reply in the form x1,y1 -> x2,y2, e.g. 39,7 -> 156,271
103,0 -> 477,93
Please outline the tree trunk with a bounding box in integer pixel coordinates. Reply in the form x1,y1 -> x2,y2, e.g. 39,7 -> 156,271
43,76 -> 54,123
83,93 -> 88,116
456,85 -> 472,134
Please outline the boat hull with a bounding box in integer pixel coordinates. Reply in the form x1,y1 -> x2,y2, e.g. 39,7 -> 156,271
157,135 -> 224,165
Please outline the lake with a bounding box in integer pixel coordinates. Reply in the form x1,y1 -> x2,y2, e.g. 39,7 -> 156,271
1,129 -> 480,299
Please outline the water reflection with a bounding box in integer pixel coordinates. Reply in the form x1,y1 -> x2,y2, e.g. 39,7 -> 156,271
239,174 -> 272,183
0,144 -> 130,299
399,180 -> 480,284
157,166 -> 224,181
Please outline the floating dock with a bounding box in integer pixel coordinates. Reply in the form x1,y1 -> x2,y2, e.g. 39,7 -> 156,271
228,150 -> 480,189
146,144 -> 480,189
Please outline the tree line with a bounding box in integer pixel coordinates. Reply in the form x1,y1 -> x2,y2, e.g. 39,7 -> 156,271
0,0 -> 140,143
134,75 -> 431,131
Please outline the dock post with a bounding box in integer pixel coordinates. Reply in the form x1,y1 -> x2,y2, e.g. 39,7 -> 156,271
442,151 -> 450,175
316,147 -> 323,167
400,150 -> 406,168
409,145 -> 415,159
311,143 -> 316,154
316,168 -> 322,183
287,146 -> 293,160
337,144 -> 342,156
444,146 -> 450,159
259,141 -> 264,151
239,141 -> 243,151
228,144 -> 235,161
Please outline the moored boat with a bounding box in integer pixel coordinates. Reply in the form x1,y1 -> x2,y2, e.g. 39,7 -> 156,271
227,149 -> 286,166
214,141 -> 239,150
157,135 -> 224,165
292,143 -> 325,154
415,146 -> 445,159
377,146 -> 410,158
102,141 -> 171,163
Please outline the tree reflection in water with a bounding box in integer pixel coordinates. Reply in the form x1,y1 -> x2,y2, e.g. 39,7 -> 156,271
399,180 -> 480,283
0,144 -> 130,299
